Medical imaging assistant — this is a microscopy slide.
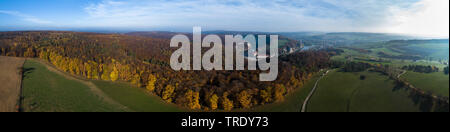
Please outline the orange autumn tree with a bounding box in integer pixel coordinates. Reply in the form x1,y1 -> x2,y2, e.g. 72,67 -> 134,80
221,92 -> 234,111
110,66 -> 119,82
238,90 -> 252,109
146,74 -> 157,92
260,86 -> 273,104
209,94 -> 219,110
274,84 -> 286,102
24,47 -> 35,57
185,90 -> 201,109
162,84 -> 175,103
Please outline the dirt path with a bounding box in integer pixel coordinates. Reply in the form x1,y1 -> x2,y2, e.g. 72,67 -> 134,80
398,70 -> 407,79
301,70 -> 329,112
0,56 -> 25,112
31,59 -> 131,111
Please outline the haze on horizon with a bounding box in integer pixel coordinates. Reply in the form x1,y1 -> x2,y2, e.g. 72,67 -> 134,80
0,0 -> 449,38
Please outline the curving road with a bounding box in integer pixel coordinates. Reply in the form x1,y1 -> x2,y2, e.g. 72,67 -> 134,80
398,70 -> 407,79
301,70 -> 329,112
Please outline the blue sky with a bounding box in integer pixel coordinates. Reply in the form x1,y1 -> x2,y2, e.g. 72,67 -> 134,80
0,0 -> 448,37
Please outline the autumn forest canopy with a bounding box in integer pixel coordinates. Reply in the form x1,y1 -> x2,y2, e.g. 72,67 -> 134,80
0,31 -> 333,111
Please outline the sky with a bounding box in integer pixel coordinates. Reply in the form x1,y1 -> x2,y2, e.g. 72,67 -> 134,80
0,0 -> 448,37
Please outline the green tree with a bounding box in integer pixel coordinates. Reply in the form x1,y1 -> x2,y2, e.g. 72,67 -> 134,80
445,66 -> 449,75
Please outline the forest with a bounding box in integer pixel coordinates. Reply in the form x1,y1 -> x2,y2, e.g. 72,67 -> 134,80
0,31 -> 332,111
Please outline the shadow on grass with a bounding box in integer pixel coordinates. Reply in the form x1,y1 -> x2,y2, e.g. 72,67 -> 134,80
20,67 -> 35,79
18,66 -> 35,112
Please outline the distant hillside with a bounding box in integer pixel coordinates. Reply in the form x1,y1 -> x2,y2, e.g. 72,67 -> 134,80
126,31 -> 188,39
126,31 -> 304,55
388,39 -> 449,44
127,30 -> 278,39
279,32 -> 418,46
125,31 -> 425,54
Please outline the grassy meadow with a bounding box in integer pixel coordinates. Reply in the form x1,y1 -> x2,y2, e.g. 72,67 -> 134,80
21,59 -> 184,112
401,72 -> 449,97
21,60 -> 124,112
306,70 -> 420,112
92,80 -> 184,112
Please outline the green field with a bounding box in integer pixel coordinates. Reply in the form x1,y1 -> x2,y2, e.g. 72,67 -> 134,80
332,41 -> 448,69
401,72 -> 449,97
21,60 -> 124,112
396,43 -> 449,60
92,80 -> 184,112
22,59 -> 183,112
300,40 -> 448,112
307,70 -> 420,112
248,73 -> 323,112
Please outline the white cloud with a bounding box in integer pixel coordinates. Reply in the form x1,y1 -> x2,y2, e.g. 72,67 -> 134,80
386,0 -> 449,37
81,0 -> 361,31
79,0 -> 449,37
0,10 -> 53,24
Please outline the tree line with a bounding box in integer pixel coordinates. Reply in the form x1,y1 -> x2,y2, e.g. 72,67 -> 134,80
341,62 -> 372,72
402,65 -> 439,73
445,66 -> 449,75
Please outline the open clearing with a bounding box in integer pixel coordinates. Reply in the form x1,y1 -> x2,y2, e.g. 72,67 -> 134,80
21,59 -> 126,112
307,70 -> 420,112
0,56 -> 24,112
